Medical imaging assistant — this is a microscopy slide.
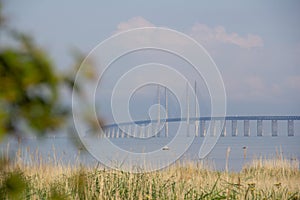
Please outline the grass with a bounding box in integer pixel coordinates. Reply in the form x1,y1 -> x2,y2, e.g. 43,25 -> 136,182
0,147 -> 299,199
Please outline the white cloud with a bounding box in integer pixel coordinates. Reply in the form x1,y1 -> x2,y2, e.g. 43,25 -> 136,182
115,18 -> 264,49
114,17 -> 296,105
115,16 -> 155,33
189,23 -> 264,48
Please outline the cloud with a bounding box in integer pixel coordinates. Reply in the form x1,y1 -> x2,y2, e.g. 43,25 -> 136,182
115,17 -> 264,49
113,18 -> 286,102
115,16 -> 155,33
189,23 -> 264,48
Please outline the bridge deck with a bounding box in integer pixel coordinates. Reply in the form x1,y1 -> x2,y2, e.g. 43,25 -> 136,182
103,116 -> 300,128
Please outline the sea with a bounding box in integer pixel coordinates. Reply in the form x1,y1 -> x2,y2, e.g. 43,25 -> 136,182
1,132 -> 299,172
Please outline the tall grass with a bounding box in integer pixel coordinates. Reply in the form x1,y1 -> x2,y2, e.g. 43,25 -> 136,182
0,146 -> 299,199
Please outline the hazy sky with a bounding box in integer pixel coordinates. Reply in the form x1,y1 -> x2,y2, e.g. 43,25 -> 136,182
3,0 -> 300,121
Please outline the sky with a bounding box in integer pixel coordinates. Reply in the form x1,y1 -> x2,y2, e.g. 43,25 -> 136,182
3,0 -> 300,123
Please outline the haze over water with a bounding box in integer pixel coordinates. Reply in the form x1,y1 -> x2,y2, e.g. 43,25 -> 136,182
2,125 -> 299,171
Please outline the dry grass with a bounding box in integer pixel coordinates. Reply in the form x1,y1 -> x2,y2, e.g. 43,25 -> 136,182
0,147 -> 299,199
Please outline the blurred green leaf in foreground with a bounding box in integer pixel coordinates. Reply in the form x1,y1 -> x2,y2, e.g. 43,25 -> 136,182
0,1 -> 100,141
0,32 -> 68,139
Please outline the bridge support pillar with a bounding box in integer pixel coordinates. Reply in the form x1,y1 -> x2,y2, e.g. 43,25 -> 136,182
111,127 -> 115,138
143,125 -> 146,138
165,122 -> 169,137
115,128 -> 119,138
120,127 -> 125,138
128,125 -> 131,137
186,122 -> 190,137
210,120 -> 216,136
137,125 -> 141,138
288,120 -> 294,136
200,120 -> 206,137
134,125 -> 138,138
151,123 -> 155,137
102,129 -> 106,138
195,120 -> 199,137
107,128 -> 110,138
157,123 -> 161,137
221,121 -> 226,137
147,125 -> 149,137
99,129 -> 103,138
272,120 -> 278,136
257,119 -> 263,136
115,127 -> 118,138
104,129 -> 107,138
257,120 -> 263,136
139,125 -> 143,138
141,125 -> 144,138
114,127 -> 118,138
232,120 -> 238,136
150,124 -> 152,137
244,120 -> 250,136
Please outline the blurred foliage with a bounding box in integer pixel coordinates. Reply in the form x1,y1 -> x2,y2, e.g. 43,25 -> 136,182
0,170 -> 28,199
0,2 -> 100,140
0,1 -> 103,198
0,33 -> 69,139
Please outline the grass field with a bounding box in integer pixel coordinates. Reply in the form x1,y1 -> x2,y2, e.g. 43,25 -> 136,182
0,148 -> 299,200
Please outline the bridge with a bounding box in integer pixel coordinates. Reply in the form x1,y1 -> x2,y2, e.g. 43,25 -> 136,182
99,85 -> 300,138
101,116 -> 300,138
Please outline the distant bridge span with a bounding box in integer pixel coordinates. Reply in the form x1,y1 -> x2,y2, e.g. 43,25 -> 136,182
99,84 -> 300,138
100,115 -> 300,138
104,116 -> 300,127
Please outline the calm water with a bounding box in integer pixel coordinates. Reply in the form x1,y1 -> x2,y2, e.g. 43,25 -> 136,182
1,135 -> 299,171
